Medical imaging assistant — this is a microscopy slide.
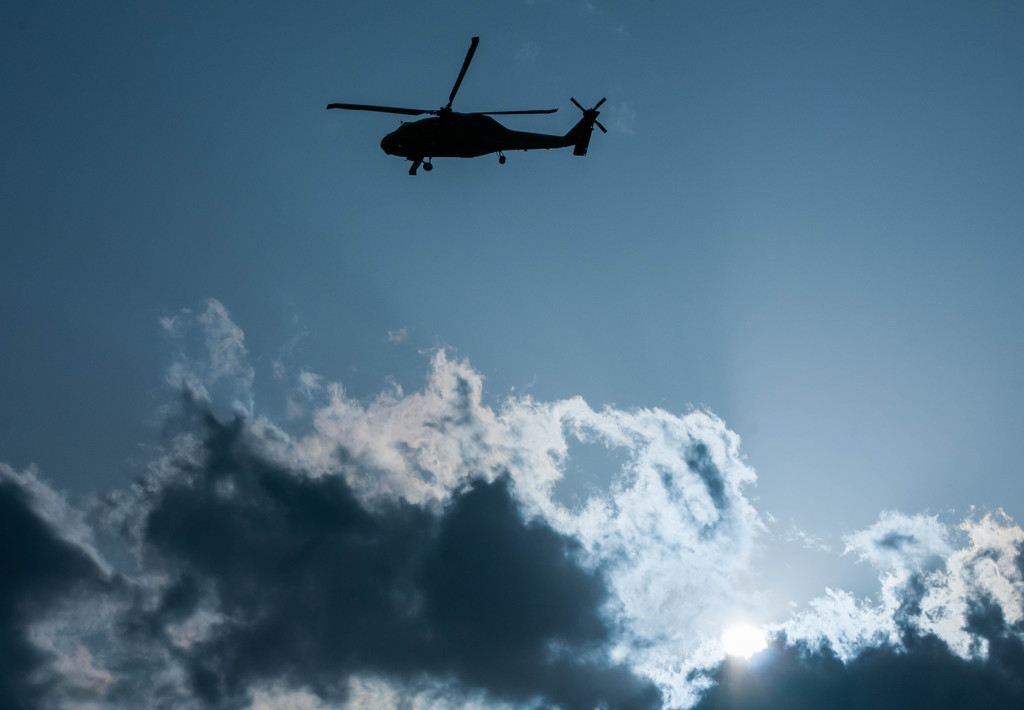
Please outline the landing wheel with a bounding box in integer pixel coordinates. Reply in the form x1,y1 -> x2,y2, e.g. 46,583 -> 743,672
498,154 -> 507,165
423,161 -> 433,172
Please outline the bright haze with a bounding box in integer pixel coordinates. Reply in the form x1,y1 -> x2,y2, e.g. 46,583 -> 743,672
3,2 -> 1024,709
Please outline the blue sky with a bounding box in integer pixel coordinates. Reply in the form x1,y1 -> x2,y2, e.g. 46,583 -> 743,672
3,2 -> 1024,708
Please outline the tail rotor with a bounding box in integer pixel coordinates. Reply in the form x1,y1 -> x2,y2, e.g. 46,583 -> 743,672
568,97 -> 607,156
570,97 -> 607,133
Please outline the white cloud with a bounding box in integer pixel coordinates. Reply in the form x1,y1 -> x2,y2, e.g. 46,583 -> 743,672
917,511 -> 1024,656
843,510 -> 952,573
779,509 -> 1024,667
781,523 -> 832,552
384,328 -> 407,344
292,350 -> 508,505
779,587 -> 898,659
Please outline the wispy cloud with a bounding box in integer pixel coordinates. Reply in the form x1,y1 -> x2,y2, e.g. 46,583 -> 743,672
385,327 -> 408,344
779,522 -> 832,552
163,299 -> 255,416
514,42 -> 540,63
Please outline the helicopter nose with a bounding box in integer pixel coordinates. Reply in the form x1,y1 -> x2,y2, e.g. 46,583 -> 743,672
380,134 -> 398,155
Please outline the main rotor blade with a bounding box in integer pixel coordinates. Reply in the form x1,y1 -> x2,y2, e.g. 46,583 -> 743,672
570,97 -> 607,112
446,36 -> 479,110
326,103 -> 429,116
472,108 -> 558,115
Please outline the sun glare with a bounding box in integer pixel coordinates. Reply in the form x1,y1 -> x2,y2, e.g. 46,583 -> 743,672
721,624 -> 768,659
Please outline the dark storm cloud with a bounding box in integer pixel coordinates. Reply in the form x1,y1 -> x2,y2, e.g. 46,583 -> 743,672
693,631 -> 1024,710
0,472 -> 111,710
964,595 -> 1024,674
419,477 -> 660,709
130,405 -> 661,709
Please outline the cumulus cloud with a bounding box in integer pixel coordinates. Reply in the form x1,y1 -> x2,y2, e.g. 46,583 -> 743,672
843,510 -> 952,573
761,510 -> 1024,708
4,300 -> 1024,709
126,302 -> 766,707
258,343 -> 764,705
124,408 -> 658,709
783,510 -> 1024,658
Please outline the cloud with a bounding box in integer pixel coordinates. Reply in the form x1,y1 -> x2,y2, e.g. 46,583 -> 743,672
692,631 -> 1024,710
384,328 -> 407,344
5,300 -> 1024,709
268,347 -> 764,705
843,510 -> 952,573
514,42 -> 540,63
830,510 -> 1022,657
163,299 -> 255,416
744,510 -> 1024,709
121,406 -> 659,710
126,302 -> 764,707
779,522 -> 832,552
0,465 -> 114,710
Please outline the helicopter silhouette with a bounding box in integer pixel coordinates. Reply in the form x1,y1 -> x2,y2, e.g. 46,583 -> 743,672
327,37 -> 606,175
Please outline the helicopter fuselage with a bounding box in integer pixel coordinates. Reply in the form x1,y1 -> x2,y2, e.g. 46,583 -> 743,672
328,37 -> 604,175
379,113 -> 572,160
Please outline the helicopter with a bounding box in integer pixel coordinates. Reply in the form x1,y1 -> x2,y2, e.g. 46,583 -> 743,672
327,37 -> 606,175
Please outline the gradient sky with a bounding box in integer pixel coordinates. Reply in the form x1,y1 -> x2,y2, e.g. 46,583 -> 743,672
3,2 -> 1024,709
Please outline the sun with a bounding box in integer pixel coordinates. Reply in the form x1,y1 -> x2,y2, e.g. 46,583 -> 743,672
721,623 -> 768,659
